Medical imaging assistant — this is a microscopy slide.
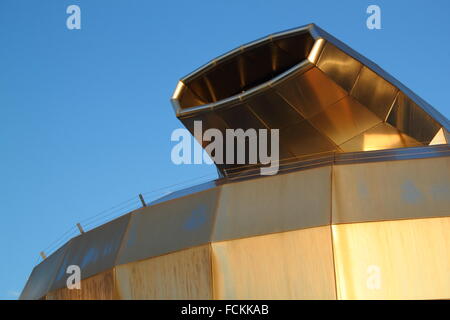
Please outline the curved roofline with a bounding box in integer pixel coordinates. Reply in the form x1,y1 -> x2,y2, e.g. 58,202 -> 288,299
172,23 -> 450,131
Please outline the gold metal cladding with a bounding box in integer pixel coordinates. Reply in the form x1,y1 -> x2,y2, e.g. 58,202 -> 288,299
20,242 -> 71,300
46,269 -> 118,300
339,122 -> 422,152
246,89 -> 305,129
115,245 -> 212,300
332,217 -> 450,300
316,41 -> 362,92
212,166 -> 332,241
350,66 -> 399,120
274,67 -> 347,119
211,227 -> 336,299
116,188 -> 220,265
171,24 -> 449,179
332,156 -> 450,224
430,128 -> 450,145
309,95 -> 382,146
49,214 -> 131,292
387,92 -> 442,144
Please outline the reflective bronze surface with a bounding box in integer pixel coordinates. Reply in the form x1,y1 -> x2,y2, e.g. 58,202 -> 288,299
171,24 -> 449,176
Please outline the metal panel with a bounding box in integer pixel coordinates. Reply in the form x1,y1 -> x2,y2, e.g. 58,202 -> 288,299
50,214 -> 131,291
350,66 -> 398,120
116,245 -> 212,300
332,217 -> 450,300
180,111 -> 232,173
387,92 -> 442,144
19,242 -> 71,300
246,89 -> 304,129
316,42 -> 362,92
213,166 -> 332,241
332,156 -> 450,224
46,269 -> 117,300
187,76 -> 217,105
180,111 -> 230,148
273,32 -> 315,62
310,24 -> 450,131
178,85 -> 207,109
211,227 -> 336,299
116,188 -> 220,265
204,59 -> 244,103
274,67 -> 347,119
429,128 -> 450,145
339,122 -> 422,152
216,102 -> 296,168
280,120 -> 339,157
309,96 -> 382,146
216,103 -> 267,130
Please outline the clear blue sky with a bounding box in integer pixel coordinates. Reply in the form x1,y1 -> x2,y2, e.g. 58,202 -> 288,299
1,0 -> 449,299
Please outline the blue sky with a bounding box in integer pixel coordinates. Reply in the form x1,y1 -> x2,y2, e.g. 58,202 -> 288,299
0,0 -> 449,299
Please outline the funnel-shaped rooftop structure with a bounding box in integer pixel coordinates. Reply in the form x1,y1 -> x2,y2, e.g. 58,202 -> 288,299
21,24 -> 450,300
172,24 -> 449,177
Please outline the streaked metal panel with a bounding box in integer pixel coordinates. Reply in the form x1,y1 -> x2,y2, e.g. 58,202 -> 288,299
316,42 -> 362,92
116,188 -> 220,265
50,214 -> 131,291
332,156 -> 450,224
246,89 -> 304,129
211,227 -> 336,299
280,120 -> 339,157
350,66 -> 398,120
116,245 -> 212,300
387,92 -> 442,144
19,242 -> 71,300
46,269 -> 117,300
309,96 -> 382,146
332,217 -> 450,300
339,122 -> 422,152
213,166 -> 332,241
274,67 -> 347,119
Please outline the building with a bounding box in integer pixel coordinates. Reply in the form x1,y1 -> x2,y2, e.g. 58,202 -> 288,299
20,24 -> 450,300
